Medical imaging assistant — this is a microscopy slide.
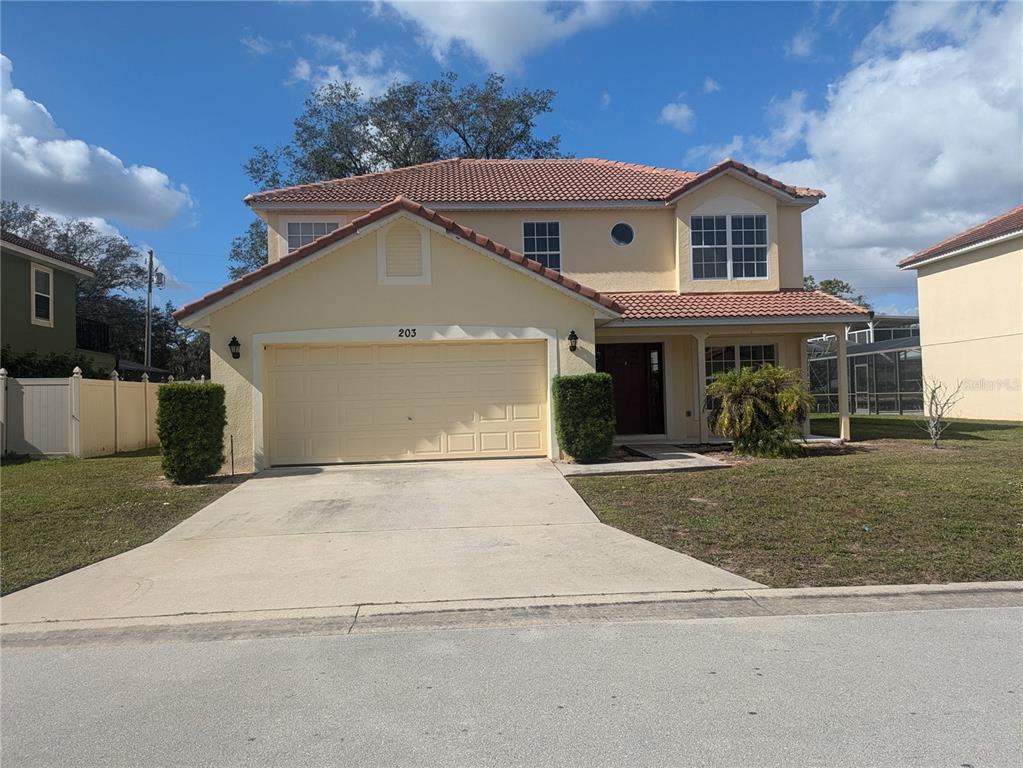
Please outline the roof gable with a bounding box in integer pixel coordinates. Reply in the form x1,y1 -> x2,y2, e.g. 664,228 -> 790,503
1,230 -> 95,276
174,197 -> 623,325
898,204 -> 1023,269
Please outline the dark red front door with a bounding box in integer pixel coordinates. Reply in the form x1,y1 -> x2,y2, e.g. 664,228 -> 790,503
597,343 -> 666,435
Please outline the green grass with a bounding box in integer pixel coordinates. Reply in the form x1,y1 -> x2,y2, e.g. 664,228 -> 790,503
570,416 -> 1023,588
1,450 -> 241,595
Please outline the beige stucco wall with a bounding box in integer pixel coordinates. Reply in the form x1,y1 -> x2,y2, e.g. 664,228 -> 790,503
915,236 -> 1023,420
434,208 -> 677,293
206,216 -> 601,471
257,176 -> 810,293
673,175 -> 808,293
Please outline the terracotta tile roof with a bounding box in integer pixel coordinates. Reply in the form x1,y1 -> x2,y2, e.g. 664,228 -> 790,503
898,204 -> 1023,268
1,230 -> 95,275
244,157 -> 823,207
664,158 -> 824,202
607,290 -> 871,321
174,196 -> 623,322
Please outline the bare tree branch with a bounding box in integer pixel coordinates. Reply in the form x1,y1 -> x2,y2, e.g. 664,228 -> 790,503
917,378 -> 965,447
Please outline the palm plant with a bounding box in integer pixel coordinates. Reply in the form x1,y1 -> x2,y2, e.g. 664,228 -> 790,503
706,365 -> 815,457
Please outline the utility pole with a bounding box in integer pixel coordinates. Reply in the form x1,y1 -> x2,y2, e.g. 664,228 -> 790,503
144,250 -> 165,370
145,250 -> 154,369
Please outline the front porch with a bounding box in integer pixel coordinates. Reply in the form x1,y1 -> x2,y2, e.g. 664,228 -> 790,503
595,321 -> 853,443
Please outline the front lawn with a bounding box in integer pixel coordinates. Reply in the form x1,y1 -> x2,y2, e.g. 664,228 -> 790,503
570,416 -> 1023,587
1,450 -> 241,595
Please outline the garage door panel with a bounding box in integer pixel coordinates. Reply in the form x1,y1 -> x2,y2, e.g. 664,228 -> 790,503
307,346 -> 339,366
513,431 -> 543,450
271,347 -> 306,368
266,340 -> 547,464
446,433 -> 476,453
479,404 -> 508,422
512,402 -> 542,421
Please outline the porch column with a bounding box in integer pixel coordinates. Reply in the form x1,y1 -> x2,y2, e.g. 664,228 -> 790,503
694,333 -> 709,444
800,338 -> 811,437
836,331 -> 851,441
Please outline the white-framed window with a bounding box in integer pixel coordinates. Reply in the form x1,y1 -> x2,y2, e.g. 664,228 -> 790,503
31,264 -> 53,327
691,214 -> 768,280
287,221 -> 340,252
705,343 -> 777,384
523,221 -> 561,271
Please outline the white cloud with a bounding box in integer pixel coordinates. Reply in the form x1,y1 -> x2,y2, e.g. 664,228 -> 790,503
683,134 -> 744,167
659,101 -> 695,133
703,77 -> 721,94
784,29 -> 815,58
600,91 -> 611,109
690,3 -> 1023,300
287,34 -> 406,96
749,91 -> 809,160
0,55 -> 192,229
241,29 -> 274,55
380,0 -> 624,71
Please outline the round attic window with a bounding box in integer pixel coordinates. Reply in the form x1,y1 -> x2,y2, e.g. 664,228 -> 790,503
611,222 -> 634,246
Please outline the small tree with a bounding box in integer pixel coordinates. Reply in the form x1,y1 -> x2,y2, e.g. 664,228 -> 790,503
917,378 -> 964,448
156,383 -> 226,483
706,365 -> 814,458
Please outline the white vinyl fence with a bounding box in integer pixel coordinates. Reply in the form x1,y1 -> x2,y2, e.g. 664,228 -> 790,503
0,368 -> 202,458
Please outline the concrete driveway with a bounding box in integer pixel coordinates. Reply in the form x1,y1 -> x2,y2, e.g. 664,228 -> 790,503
1,460 -> 759,626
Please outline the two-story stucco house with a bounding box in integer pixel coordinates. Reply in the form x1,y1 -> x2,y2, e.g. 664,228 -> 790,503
175,158 -> 870,471
898,204 -> 1022,421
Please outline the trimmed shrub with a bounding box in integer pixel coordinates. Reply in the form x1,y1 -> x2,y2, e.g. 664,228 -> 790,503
156,383 -> 227,484
706,364 -> 814,458
552,373 -> 615,463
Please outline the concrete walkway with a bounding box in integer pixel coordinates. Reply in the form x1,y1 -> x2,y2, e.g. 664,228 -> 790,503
557,444 -> 725,477
0,459 -> 759,626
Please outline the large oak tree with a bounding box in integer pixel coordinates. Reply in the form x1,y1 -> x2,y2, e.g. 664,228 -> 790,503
229,73 -> 564,277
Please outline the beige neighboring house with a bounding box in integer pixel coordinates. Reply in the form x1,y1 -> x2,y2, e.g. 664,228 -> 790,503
898,204 -> 1023,421
175,158 -> 870,471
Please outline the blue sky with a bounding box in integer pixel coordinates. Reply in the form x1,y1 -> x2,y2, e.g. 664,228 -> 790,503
2,1 -> 1020,314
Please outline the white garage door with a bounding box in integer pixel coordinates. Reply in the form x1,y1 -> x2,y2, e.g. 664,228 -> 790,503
265,341 -> 548,465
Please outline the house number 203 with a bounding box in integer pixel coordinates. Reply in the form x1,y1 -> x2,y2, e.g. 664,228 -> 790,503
398,328 -> 417,338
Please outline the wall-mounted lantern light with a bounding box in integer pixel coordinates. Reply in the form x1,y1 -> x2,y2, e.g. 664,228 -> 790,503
567,329 -> 578,353
228,336 -> 241,359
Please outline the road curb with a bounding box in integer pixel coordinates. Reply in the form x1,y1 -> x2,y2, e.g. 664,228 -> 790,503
2,582 -> 1020,646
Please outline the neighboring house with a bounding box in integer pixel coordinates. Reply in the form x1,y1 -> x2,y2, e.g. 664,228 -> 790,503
809,315 -> 922,415
898,205 -> 1023,421
175,158 -> 870,471
0,231 -> 114,369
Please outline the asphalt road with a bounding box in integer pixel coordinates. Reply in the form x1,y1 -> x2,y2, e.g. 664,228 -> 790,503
2,607 -> 1020,767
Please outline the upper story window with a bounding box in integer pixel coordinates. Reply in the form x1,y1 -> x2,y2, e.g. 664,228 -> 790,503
31,264 -> 53,327
691,214 -> 768,280
287,221 -> 339,252
611,222 -> 634,246
523,221 -> 561,271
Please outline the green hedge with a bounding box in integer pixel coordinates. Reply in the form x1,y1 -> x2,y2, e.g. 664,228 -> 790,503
0,345 -> 108,379
552,373 -> 615,463
156,383 -> 227,484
